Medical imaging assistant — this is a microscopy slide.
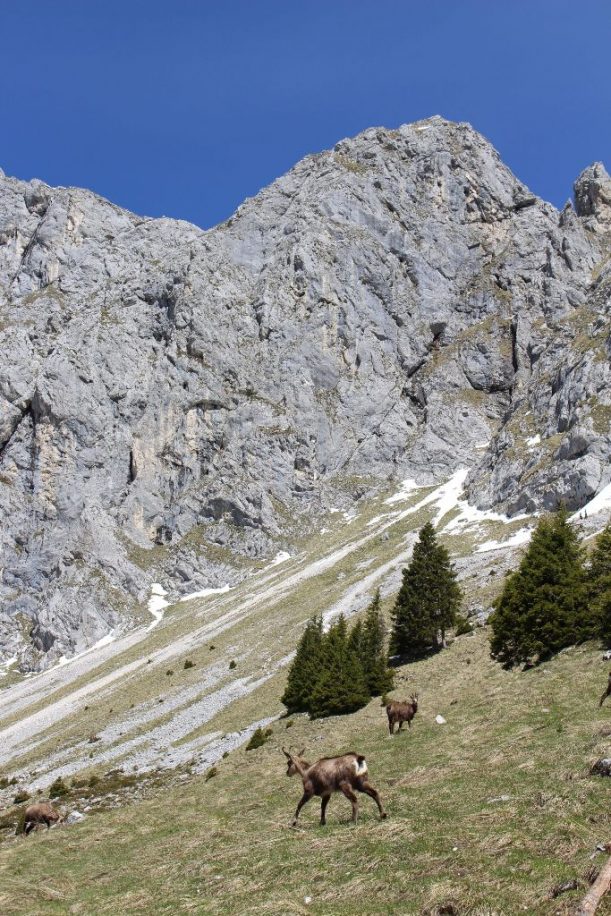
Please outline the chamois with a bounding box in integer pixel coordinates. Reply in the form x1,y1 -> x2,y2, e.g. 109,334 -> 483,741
599,671 -> 611,708
23,802 -> 63,835
386,694 -> 419,735
282,748 -> 387,826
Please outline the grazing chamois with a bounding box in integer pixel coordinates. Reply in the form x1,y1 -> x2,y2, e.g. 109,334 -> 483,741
23,802 -> 64,835
282,747 -> 387,826
386,694 -> 419,735
599,671 -> 611,708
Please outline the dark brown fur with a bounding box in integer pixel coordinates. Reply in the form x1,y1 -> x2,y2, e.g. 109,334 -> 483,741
386,694 -> 418,735
599,672 -> 611,708
282,747 -> 387,826
23,802 -> 63,836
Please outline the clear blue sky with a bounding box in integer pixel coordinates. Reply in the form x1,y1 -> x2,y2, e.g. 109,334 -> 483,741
2,1 -> 610,228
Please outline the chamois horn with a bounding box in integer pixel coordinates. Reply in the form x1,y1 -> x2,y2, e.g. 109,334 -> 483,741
282,746 -> 306,759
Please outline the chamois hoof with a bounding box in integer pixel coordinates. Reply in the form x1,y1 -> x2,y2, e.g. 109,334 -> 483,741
380,812 -> 388,819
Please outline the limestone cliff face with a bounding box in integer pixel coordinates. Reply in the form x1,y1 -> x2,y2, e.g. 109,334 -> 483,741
0,117 -> 609,667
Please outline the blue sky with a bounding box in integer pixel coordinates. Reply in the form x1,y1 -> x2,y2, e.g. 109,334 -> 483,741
2,1 -> 610,228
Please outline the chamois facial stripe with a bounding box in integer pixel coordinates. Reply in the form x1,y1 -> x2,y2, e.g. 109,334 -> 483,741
354,758 -> 368,776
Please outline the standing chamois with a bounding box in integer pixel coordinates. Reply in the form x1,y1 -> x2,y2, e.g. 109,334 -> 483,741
23,802 -> 64,836
282,748 -> 387,826
386,694 -> 419,735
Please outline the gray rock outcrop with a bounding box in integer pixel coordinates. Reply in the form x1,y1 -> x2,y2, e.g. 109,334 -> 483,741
0,116 -> 609,667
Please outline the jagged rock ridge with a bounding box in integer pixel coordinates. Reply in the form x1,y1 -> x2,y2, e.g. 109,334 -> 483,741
0,116 -> 609,667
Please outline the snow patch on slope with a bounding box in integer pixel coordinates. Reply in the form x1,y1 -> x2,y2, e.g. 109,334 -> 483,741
148,583 -> 170,629
477,528 -> 533,553
57,631 -> 119,668
385,479 -> 420,505
179,584 -> 232,603
570,481 -> 611,522
0,654 -> 17,673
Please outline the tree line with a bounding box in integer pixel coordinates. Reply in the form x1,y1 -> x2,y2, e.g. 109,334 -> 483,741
282,521 -> 461,718
490,509 -> 611,666
281,590 -> 394,718
282,510 -> 611,718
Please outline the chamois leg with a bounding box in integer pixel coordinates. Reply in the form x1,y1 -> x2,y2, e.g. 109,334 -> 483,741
398,720 -> 403,732
388,719 -> 394,736
339,782 -> 359,824
292,790 -> 313,826
358,780 -> 387,819
320,794 -> 331,826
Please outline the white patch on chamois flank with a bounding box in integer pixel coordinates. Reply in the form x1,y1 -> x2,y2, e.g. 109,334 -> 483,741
354,757 -> 368,776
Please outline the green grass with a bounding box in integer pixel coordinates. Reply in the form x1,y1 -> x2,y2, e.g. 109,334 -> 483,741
1,633 -> 610,914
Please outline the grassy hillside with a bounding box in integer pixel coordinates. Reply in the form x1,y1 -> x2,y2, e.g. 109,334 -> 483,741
1,631 -> 610,915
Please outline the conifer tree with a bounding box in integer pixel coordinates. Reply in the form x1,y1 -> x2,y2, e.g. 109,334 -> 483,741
308,615 -> 370,719
360,590 -> 394,695
281,615 -> 323,714
347,618 -> 364,660
587,523 -> 611,646
390,522 -> 462,658
490,508 -> 589,666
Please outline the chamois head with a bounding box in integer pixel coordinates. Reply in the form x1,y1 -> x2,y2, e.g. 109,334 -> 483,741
410,693 -> 419,708
282,747 -> 306,777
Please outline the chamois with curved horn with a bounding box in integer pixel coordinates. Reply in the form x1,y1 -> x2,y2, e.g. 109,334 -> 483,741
23,802 -> 64,836
386,693 -> 419,735
282,747 -> 387,826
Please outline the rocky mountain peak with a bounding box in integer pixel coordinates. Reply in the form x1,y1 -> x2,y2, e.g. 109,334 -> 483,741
0,120 -> 609,670
574,161 -> 611,229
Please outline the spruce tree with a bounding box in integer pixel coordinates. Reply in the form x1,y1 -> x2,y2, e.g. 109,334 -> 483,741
308,615 -> 370,719
587,523 -> 611,646
360,590 -> 394,695
490,509 -> 589,666
390,522 -> 462,658
347,618 -> 364,660
281,616 -> 323,713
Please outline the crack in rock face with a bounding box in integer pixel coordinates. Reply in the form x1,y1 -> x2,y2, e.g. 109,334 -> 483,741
0,116 -> 609,667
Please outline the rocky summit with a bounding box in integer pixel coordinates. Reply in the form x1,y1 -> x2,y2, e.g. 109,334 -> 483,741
0,116 -> 610,669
